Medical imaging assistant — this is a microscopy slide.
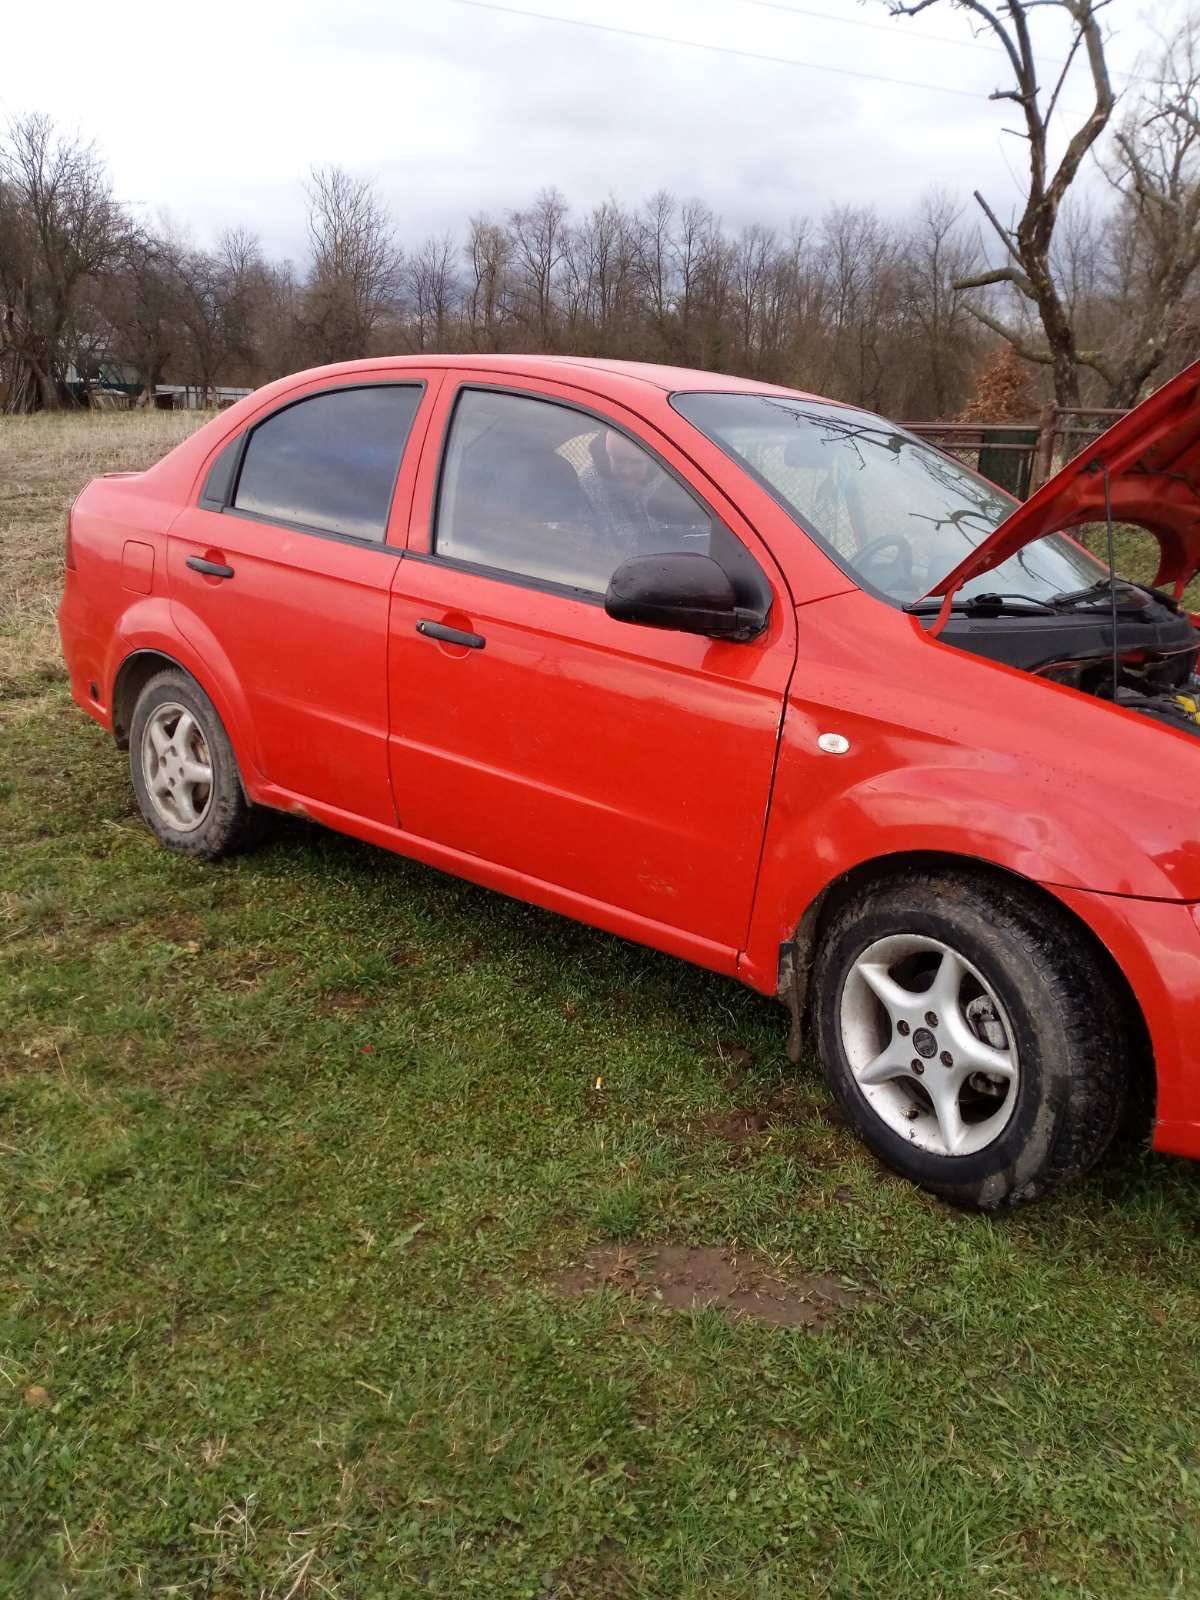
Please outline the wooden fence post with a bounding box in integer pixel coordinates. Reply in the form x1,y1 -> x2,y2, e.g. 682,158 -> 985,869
1031,402 -> 1058,492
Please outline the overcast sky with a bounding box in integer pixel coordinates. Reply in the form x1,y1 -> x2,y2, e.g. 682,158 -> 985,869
4,0 -> 1188,263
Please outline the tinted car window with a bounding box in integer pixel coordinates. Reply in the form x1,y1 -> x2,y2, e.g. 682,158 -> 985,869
436,388 -> 744,595
233,385 -> 421,541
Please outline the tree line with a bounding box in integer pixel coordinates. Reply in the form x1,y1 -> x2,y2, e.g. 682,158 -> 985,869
3,4 -> 1200,420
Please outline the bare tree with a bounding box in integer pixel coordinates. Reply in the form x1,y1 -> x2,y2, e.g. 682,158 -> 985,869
562,200 -> 638,353
100,226 -> 182,406
170,244 -> 239,402
891,1 -> 1115,407
634,191 -> 676,354
301,166 -> 401,363
731,224 -> 776,376
28,97 -> 1200,428
818,205 -> 900,408
253,257 -> 308,381
214,227 -> 269,384
405,233 -> 460,351
464,213 -> 512,350
673,201 -> 719,365
0,114 -> 124,410
507,187 -> 569,348
899,191 -> 979,417
1088,17 -> 1200,404
755,223 -> 809,384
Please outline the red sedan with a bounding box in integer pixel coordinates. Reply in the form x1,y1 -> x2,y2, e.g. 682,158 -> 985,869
58,355 -> 1200,1207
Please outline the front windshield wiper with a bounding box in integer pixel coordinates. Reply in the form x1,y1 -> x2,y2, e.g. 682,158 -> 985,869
1046,579 -> 1115,606
905,592 -> 1058,616
1047,578 -> 1171,610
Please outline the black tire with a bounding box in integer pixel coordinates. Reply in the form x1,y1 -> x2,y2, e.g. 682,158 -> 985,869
809,868 -> 1130,1210
128,669 -> 256,860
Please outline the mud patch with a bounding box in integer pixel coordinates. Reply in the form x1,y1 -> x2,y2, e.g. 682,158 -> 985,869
216,950 -> 287,992
542,1546 -> 632,1598
314,987 -> 380,1016
686,1084 -> 834,1164
693,1108 -> 773,1145
706,1039 -> 756,1074
550,1243 -> 870,1329
153,914 -> 205,945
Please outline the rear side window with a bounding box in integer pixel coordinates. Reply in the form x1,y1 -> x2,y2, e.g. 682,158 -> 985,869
232,385 -> 421,541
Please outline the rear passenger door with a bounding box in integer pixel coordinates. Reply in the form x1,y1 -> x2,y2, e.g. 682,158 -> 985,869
169,376 -> 438,825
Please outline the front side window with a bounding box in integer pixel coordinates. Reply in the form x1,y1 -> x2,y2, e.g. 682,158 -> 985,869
672,392 -> 1103,605
233,385 -> 422,541
435,388 -> 760,597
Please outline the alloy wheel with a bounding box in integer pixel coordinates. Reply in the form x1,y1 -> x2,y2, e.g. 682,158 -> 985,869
140,701 -> 215,833
838,933 -> 1019,1157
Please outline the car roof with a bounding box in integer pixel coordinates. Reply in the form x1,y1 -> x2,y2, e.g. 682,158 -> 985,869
458,355 -> 825,399
151,353 -> 845,503
278,352 -> 830,404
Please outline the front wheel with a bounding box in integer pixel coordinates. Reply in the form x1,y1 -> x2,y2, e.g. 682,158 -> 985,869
810,869 -> 1130,1209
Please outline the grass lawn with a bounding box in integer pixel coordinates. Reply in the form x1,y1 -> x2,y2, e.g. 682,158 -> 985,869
3,411 -> 1200,1598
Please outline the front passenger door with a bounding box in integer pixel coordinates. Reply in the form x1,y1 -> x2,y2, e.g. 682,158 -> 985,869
386,381 -> 796,956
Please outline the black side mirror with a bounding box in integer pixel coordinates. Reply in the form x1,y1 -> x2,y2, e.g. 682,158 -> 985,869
604,552 -> 765,641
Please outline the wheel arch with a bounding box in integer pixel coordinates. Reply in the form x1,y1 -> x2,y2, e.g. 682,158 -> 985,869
110,649 -> 257,791
111,649 -> 188,749
778,849 -> 1153,1120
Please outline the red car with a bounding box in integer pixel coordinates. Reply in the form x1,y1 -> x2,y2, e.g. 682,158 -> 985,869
58,356 -> 1200,1208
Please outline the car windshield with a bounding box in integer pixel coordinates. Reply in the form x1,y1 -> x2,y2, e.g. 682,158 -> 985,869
672,392 -> 1104,605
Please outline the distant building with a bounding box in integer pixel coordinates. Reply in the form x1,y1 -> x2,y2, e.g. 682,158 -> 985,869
65,361 -> 142,404
63,363 -> 253,410
152,384 -> 254,410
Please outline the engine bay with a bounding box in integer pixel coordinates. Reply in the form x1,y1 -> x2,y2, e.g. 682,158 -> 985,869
918,580 -> 1200,738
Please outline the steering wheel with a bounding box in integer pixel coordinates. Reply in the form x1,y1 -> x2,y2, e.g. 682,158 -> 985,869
854,533 -> 914,590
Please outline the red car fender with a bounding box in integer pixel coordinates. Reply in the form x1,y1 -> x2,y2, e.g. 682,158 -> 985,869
1047,886 -> 1200,1158
741,750 -> 1196,993
105,597 -> 264,784
741,775 -> 1200,1156
737,590 -> 1200,995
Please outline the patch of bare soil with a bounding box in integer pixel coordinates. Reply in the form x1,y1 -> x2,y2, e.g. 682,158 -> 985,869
685,1083 -> 836,1167
543,1547 -> 632,1599
694,1108 -> 773,1144
550,1243 -> 870,1329
707,1039 -> 756,1073
314,987 -> 380,1016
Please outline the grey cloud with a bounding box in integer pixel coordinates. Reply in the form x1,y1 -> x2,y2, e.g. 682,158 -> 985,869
2,0 -> 1177,262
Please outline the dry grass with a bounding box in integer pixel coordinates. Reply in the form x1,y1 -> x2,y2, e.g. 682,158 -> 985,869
0,409 -> 213,699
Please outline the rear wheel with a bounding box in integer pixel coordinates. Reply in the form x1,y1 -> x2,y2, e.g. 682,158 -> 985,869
810,869 -> 1129,1209
129,670 -> 255,859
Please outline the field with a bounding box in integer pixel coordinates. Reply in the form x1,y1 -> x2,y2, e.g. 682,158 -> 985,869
3,410 -> 1200,1599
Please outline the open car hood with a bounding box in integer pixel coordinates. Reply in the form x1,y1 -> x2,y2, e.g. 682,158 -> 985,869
927,359 -> 1200,600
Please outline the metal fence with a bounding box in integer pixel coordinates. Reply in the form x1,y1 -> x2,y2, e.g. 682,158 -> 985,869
903,404 -> 1128,498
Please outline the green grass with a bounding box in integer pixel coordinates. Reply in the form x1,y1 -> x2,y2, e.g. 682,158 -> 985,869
1079,523 -> 1200,611
4,412 -> 1200,1597
3,697 -> 1200,1598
